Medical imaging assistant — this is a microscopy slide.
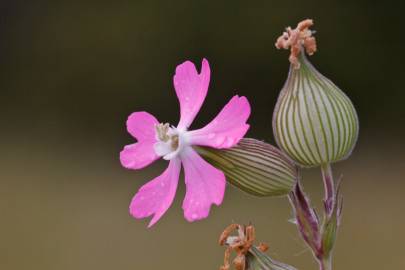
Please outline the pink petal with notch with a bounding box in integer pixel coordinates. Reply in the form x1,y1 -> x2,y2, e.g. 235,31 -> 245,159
174,59 -> 210,130
126,111 -> 159,141
129,158 -> 181,227
120,142 -> 159,170
181,148 -> 226,222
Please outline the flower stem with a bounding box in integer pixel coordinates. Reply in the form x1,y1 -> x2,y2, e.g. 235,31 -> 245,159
319,163 -> 338,270
321,163 -> 335,216
288,164 -> 339,270
319,256 -> 332,270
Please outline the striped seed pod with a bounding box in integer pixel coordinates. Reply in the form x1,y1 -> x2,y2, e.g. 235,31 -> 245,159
272,51 -> 359,167
195,138 -> 298,197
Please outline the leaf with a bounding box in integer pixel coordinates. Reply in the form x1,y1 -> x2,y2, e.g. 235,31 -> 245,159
289,182 -> 320,252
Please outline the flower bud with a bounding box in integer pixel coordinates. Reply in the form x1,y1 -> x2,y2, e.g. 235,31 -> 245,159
195,138 -> 297,197
273,20 -> 359,167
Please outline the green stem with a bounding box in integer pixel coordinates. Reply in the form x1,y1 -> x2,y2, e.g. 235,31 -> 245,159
321,163 -> 335,216
319,256 -> 332,270
319,163 -> 337,270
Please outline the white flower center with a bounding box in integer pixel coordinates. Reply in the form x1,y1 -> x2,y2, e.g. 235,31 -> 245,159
154,123 -> 189,160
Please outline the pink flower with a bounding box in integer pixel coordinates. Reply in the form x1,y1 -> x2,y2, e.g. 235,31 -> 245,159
120,59 -> 251,227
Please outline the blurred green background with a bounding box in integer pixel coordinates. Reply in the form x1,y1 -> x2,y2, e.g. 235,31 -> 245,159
1,1 -> 404,269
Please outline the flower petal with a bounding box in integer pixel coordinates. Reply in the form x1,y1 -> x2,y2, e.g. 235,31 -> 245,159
120,142 -> 159,170
174,58 -> 210,130
188,95 -> 251,149
181,148 -> 226,222
126,111 -> 159,141
121,112 -> 160,170
129,158 -> 181,227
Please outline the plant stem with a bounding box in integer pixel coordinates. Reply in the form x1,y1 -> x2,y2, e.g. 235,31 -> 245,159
321,163 -> 335,216
319,163 -> 337,270
319,256 -> 332,270
289,164 -> 339,270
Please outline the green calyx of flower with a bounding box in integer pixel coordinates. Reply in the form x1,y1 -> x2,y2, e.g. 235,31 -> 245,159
273,21 -> 359,168
195,138 -> 298,197
247,246 -> 298,270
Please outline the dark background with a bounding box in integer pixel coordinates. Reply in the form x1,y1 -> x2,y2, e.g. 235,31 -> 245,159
1,1 -> 404,269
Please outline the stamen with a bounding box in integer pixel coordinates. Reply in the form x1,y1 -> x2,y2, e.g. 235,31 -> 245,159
171,135 -> 179,150
154,123 -> 183,159
155,123 -> 170,142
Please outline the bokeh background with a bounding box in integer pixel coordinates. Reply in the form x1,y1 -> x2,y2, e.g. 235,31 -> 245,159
1,1 -> 404,269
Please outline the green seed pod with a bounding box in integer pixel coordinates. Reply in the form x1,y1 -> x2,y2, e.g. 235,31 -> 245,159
195,138 -> 297,197
273,20 -> 359,167
273,51 -> 359,167
273,20 -> 358,167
